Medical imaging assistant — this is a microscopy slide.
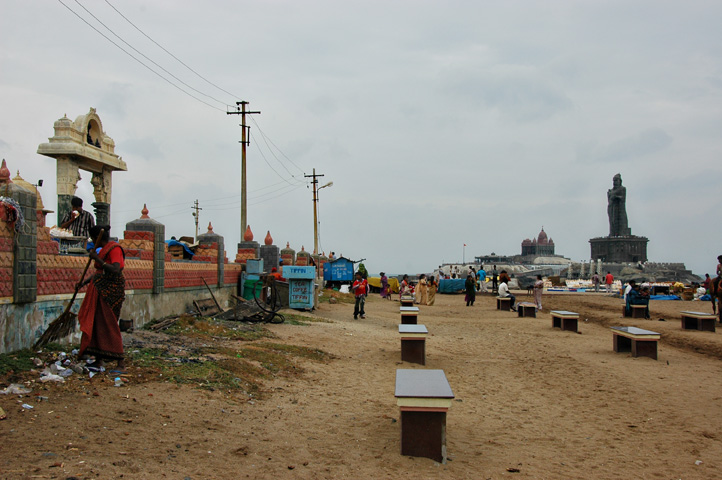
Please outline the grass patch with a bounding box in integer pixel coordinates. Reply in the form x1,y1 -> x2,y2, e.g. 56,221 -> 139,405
126,342 -> 330,396
163,316 -> 275,341
319,289 -> 355,304
0,349 -> 35,376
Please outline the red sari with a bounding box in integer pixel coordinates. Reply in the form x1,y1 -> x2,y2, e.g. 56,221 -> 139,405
78,242 -> 126,360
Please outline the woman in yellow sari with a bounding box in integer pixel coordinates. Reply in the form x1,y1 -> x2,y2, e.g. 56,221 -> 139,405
427,275 -> 437,305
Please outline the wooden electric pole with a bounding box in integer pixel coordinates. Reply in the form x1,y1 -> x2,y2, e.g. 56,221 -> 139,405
227,101 -> 260,240
304,168 -> 324,255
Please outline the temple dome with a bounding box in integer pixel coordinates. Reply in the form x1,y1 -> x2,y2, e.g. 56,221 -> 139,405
537,227 -> 548,244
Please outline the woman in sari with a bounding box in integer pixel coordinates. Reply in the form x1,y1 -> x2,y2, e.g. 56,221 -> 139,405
427,275 -> 437,306
416,274 -> 428,305
380,272 -> 389,299
465,274 -> 476,306
77,225 -> 126,372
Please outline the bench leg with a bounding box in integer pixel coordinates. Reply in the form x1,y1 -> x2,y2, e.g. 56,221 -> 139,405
552,317 -> 561,329
562,318 -> 578,332
400,410 -> 447,463
401,339 -> 426,365
632,340 -> 658,360
613,334 -> 631,353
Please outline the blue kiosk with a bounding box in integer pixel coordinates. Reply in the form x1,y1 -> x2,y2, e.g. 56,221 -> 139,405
284,265 -> 316,310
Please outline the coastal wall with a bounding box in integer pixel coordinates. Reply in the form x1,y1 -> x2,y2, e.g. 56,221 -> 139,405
0,172 -> 248,353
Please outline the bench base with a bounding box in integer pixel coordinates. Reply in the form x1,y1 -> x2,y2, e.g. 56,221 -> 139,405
613,334 -> 658,360
517,303 -> 536,318
681,316 -> 716,332
552,316 -> 578,332
496,297 -> 511,311
401,315 -> 418,325
401,338 -> 426,365
400,410 -> 447,463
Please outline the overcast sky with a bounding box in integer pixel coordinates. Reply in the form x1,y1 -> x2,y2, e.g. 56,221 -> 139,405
2,1 -> 721,276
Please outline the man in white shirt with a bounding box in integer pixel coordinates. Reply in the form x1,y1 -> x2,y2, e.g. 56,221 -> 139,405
498,279 -> 516,311
623,280 -> 636,301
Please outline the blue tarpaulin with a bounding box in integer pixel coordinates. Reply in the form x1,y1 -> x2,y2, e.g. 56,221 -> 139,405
438,278 -> 466,293
649,295 -> 681,301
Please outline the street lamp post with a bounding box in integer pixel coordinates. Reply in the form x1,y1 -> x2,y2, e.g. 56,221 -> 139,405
315,180 -> 333,255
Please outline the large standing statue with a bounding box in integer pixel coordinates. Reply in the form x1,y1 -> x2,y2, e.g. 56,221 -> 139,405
607,173 -> 631,236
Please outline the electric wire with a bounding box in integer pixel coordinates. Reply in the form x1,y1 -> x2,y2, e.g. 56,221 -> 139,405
56,0 -> 225,112
104,0 -> 243,102
73,0 -> 229,107
250,116 -> 306,177
250,132 -> 304,186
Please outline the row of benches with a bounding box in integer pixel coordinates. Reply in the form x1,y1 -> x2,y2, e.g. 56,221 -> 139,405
395,295 -> 453,463
392,297 -> 718,463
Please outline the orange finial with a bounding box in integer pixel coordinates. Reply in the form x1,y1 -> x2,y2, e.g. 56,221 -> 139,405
244,225 -> 254,241
141,204 -> 149,219
0,159 -> 11,185
207,222 -> 214,233
264,230 -> 273,246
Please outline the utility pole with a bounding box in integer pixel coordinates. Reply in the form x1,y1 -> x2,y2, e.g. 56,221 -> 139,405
304,168 -> 324,255
227,101 -> 260,240
191,199 -> 202,240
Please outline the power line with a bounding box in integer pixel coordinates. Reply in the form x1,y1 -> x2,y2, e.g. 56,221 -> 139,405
250,132 -> 304,186
250,116 -> 306,176
73,0 -> 229,107
56,0 -> 225,112
104,0 -> 243,102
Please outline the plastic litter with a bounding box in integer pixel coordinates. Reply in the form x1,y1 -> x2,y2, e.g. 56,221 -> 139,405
21,403 -> 34,409
0,384 -> 32,395
59,368 -> 74,378
114,377 -> 123,387
39,373 -> 65,383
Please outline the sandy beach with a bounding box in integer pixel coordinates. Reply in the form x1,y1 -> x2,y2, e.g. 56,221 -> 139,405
2,291 -> 722,479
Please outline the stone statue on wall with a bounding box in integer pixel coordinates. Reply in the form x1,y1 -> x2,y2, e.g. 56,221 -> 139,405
607,173 -> 631,237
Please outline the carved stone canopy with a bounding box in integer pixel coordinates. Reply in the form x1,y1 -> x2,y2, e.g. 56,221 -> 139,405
37,108 -> 127,205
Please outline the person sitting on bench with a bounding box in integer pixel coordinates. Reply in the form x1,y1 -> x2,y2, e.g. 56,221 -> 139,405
626,284 -> 650,318
498,279 -> 516,311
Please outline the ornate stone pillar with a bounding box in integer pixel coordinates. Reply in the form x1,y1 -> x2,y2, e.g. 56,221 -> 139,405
91,168 -> 112,227
56,156 -> 81,225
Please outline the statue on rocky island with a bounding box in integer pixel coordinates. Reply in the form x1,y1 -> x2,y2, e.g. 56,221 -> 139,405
607,173 -> 631,237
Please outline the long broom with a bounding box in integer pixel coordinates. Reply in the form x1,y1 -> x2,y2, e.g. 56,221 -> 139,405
34,229 -> 104,348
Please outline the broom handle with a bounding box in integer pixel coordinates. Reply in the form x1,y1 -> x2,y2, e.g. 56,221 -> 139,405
66,228 -> 106,309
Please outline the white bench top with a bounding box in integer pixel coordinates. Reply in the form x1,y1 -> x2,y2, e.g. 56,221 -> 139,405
399,324 -> 428,334
551,310 -> 579,317
681,311 -> 716,318
395,369 -> 454,399
611,326 -> 660,337
400,306 -> 420,313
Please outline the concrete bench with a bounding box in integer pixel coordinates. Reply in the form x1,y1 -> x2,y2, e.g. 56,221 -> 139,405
551,310 -> 579,332
680,311 -> 716,332
399,324 -> 428,365
395,369 -> 454,463
400,306 -> 419,325
496,296 -> 511,311
517,302 -> 536,318
611,326 -> 660,360
400,295 -> 414,307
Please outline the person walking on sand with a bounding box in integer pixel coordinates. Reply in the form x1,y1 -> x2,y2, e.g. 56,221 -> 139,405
592,272 -> 600,292
380,272 -> 390,299
465,274 -> 476,306
427,275 -> 437,306
491,265 -> 499,293
533,274 -> 544,311
352,272 -> 368,319
605,271 -> 614,293
478,265 -> 488,293
416,274 -> 428,305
